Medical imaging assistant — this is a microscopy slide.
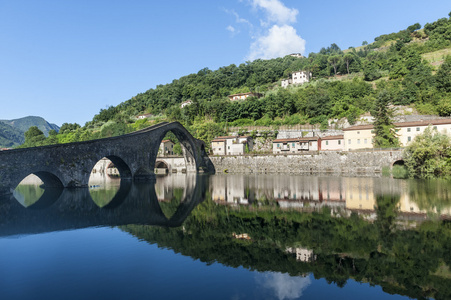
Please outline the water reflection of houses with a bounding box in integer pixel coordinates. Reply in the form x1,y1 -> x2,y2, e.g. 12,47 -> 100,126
343,177 -> 451,219
210,175 -> 347,212
155,174 -> 192,202
274,177 -> 346,211
286,247 -> 317,262
210,175 -> 250,205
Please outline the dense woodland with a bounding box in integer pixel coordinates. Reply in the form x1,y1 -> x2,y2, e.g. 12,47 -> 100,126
17,13 -> 451,157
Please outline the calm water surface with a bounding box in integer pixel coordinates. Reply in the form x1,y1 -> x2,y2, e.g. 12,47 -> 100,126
1,174 -> 450,300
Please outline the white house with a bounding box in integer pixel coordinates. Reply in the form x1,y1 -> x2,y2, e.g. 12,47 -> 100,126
395,119 -> 451,146
136,113 -> 153,119
211,136 -> 253,155
180,99 -> 193,108
343,119 -> 451,151
282,70 -> 311,88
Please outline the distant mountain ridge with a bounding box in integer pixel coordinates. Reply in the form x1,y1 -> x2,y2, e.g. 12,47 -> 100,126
0,116 -> 59,148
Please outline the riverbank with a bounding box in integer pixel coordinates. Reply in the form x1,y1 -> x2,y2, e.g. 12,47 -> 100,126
209,150 -> 404,176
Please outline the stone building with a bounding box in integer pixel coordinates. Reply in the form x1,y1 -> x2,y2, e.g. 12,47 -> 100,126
159,140 -> 175,156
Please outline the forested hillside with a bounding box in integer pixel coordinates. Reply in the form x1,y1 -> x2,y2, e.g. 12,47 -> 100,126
17,12 -> 451,148
0,116 -> 59,148
0,122 -> 24,148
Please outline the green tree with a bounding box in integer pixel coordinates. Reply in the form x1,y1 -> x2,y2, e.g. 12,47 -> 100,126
328,55 -> 341,75
404,126 -> 451,178
60,123 -> 81,134
372,91 -> 400,148
343,53 -> 354,74
435,55 -> 451,93
22,126 -> 46,147
363,61 -> 382,81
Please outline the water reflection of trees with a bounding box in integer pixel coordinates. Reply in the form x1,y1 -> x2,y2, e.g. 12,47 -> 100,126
122,192 -> 451,300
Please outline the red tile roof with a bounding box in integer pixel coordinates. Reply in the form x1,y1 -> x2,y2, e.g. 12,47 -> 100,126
273,137 -> 319,143
343,124 -> 374,131
393,119 -> 451,127
321,135 -> 344,140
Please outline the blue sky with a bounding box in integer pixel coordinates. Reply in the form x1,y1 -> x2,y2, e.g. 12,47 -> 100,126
0,0 -> 449,126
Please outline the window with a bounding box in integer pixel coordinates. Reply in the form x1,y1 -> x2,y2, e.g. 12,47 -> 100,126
348,139 -> 351,144
364,139 -> 367,144
357,139 -> 361,144
228,146 -> 230,149
292,143 -> 295,147
416,127 -> 420,131
407,128 -> 411,132
408,136 -> 411,142
433,126 -> 437,130
326,141 -> 329,146
338,140 -> 341,145
357,131 -> 360,134
277,143 -> 280,148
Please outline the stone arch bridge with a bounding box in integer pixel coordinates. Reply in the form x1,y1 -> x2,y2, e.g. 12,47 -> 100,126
0,122 -> 215,196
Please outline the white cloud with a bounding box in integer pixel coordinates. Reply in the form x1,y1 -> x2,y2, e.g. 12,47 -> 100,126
248,24 -> 306,60
251,0 -> 298,25
255,272 -> 312,300
227,25 -> 236,33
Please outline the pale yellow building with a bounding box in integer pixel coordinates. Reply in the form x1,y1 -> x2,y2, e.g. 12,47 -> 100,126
395,119 -> 451,146
343,125 -> 374,151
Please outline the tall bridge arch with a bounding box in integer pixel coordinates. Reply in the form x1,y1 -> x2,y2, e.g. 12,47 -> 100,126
0,122 -> 215,196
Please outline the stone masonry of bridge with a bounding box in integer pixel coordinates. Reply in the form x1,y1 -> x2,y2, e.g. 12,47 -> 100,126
0,122 -> 215,196
209,150 -> 404,176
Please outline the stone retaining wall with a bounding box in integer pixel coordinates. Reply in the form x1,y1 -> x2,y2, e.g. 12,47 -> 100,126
210,150 -> 404,176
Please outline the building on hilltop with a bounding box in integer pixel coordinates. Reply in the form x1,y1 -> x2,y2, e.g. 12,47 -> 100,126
281,70 -> 311,88
211,136 -> 253,155
228,92 -> 263,101
136,113 -> 153,119
180,99 -> 193,108
288,53 -> 304,59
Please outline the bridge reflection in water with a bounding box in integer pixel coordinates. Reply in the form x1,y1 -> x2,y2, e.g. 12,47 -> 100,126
3,173 -> 451,300
0,175 -> 208,237
5,173 -> 451,238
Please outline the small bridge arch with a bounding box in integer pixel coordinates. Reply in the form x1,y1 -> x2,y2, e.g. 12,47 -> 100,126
393,159 -> 405,167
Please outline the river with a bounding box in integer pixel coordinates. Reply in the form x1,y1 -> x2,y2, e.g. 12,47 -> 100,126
0,173 -> 450,300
